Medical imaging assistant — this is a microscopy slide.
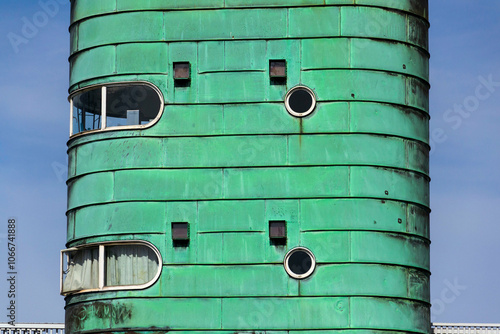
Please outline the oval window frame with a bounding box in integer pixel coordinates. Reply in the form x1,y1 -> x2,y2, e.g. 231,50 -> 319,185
69,81 -> 165,138
284,85 -> 317,117
283,246 -> 316,280
60,240 -> 163,295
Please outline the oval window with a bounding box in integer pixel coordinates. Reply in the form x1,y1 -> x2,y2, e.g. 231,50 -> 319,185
60,241 -> 162,295
285,86 -> 316,117
284,247 -> 316,279
70,82 -> 164,136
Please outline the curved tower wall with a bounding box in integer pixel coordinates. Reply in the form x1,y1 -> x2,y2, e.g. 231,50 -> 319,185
65,1 -> 430,333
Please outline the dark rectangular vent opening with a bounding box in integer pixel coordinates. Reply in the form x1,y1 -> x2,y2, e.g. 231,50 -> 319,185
172,222 -> 190,247
269,220 -> 287,246
270,59 -> 287,85
173,62 -> 191,87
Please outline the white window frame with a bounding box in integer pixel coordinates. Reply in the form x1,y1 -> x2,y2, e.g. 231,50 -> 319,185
69,81 -> 165,137
60,240 -> 162,296
284,85 -> 317,118
283,246 -> 316,279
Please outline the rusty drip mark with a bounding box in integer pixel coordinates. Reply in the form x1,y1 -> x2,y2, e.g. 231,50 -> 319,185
298,118 -> 303,147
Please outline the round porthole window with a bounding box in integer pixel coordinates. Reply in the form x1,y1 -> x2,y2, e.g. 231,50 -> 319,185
285,86 -> 316,117
284,247 -> 316,279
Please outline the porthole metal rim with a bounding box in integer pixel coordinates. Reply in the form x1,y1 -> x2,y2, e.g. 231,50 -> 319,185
283,246 -> 316,280
284,85 -> 317,117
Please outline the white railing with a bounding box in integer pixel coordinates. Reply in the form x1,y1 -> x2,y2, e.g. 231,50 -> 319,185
0,323 -> 498,334
0,324 -> 64,334
433,323 -> 500,334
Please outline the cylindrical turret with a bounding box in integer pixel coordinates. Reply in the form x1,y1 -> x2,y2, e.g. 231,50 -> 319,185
63,1 -> 430,333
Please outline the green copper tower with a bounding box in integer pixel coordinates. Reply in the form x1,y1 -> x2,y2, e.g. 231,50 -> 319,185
62,1 -> 430,333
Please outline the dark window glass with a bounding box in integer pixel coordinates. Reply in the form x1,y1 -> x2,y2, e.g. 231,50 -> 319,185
106,85 -> 161,127
288,250 -> 312,275
284,247 -> 316,279
71,83 -> 163,136
72,88 -> 102,134
288,89 -> 313,114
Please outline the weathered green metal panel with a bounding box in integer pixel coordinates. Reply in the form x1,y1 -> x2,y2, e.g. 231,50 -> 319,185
164,9 -> 288,41
75,138 -> 165,174
113,169 -> 224,201
223,103 -> 317,135
70,0 -> 116,23
224,166 -> 351,198
73,202 -> 167,237
198,200 -> 265,232
349,102 -> 429,143
66,298 -> 223,333
77,12 -> 164,50
66,0 -> 430,333
300,264 -> 411,298
69,0 -> 429,19
66,101 -> 429,142
116,43 -> 168,74
70,46 -> 115,85
300,231 -> 350,262
67,147 -> 76,179
198,41 -> 225,73
66,211 -> 75,243
301,199 -> 429,239
340,6 -> 407,40
350,231 -> 430,270
157,105 -> 225,136
161,265 -> 298,297
166,136 -> 288,167
225,40 -> 267,71
289,7 -> 341,37
350,297 -> 430,332
350,167 -> 429,206
72,135 -> 425,173
67,172 -> 114,209
116,0 -> 225,12
221,297 -> 350,329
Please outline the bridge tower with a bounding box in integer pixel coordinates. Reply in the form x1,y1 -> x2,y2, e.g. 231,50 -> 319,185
62,1 -> 430,333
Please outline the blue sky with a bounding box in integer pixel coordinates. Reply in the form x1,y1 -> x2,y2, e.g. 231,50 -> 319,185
0,0 -> 499,324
